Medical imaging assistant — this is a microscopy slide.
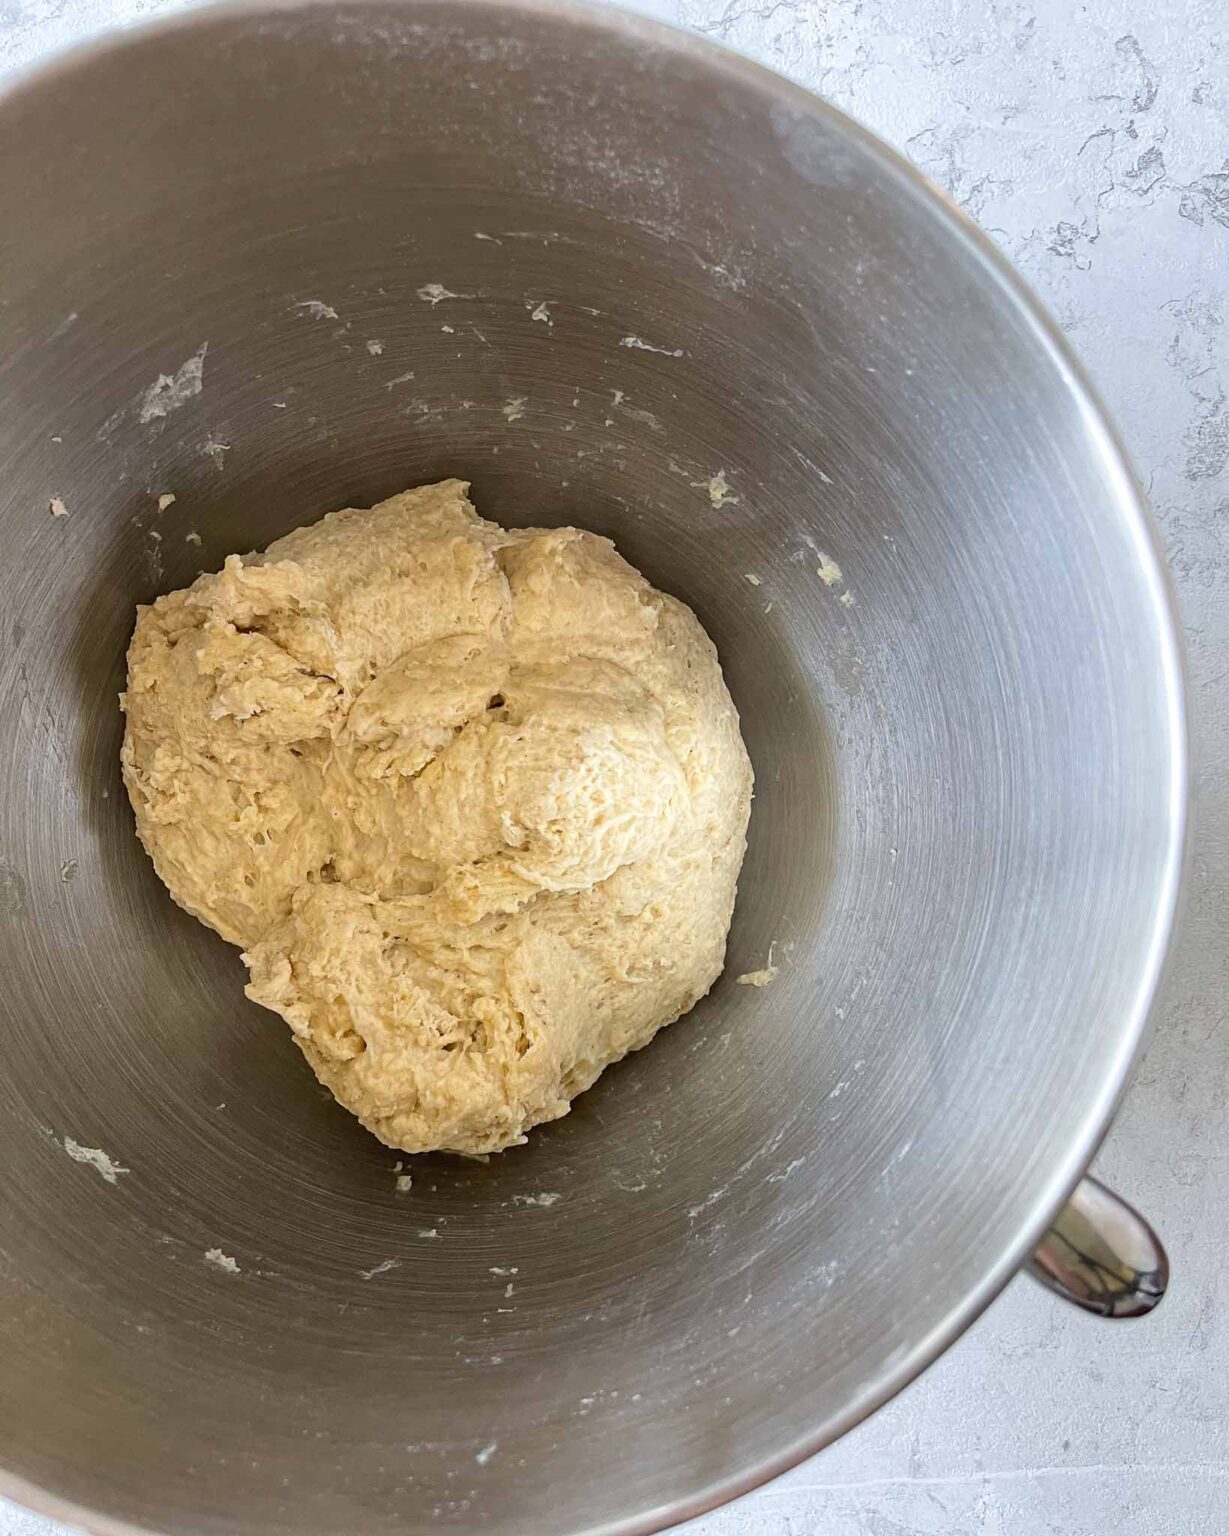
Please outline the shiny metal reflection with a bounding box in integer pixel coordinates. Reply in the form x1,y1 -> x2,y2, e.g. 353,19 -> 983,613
1030,1178 -> 1169,1318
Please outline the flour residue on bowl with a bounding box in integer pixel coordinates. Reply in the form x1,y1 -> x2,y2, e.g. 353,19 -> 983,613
692,470 -> 738,508
416,283 -> 468,306
767,1156 -> 806,1184
814,549 -> 856,606
293,299 -> 339,321
816,553 -> 843,588
619,334 -> 685,358
736,941 -> 779,987
361,1258 -> 402,1280
59,1135 -> 129,1184
138,343 -> 207,424
608,389 -> 664,434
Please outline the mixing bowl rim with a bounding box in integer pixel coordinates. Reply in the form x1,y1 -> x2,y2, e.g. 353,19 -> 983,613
0,1 -> 1190,1533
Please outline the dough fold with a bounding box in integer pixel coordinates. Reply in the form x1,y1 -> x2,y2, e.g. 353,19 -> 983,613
122,481 -> 752,1153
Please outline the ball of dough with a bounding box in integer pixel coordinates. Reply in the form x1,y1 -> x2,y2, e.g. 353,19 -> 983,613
122,481 -> 752,1154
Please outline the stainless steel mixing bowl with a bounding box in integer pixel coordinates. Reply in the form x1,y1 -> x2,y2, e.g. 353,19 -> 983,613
0,2 -> 1187,1533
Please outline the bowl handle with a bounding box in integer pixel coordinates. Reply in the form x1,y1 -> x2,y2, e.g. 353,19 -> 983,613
1028,1176 -> 1168,1318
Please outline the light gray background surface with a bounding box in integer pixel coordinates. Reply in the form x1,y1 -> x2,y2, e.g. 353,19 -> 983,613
2,1 -> 1225,1533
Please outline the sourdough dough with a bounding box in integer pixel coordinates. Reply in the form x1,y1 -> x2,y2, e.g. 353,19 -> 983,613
121,481 -> 752,1154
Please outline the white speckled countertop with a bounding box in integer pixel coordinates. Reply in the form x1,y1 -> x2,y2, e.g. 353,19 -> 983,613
2,1 -> 1225,1533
